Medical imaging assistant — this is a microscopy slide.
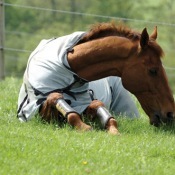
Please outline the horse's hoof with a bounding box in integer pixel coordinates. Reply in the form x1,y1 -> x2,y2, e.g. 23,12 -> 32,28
108,129 -> 121,136
87,127 -> 93,131
76,124 -> 92,132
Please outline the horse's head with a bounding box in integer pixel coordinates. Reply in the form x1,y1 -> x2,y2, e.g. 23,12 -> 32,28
122,26 -> 175,126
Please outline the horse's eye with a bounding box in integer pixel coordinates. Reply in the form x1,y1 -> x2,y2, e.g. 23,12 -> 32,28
149,69 -> 157,76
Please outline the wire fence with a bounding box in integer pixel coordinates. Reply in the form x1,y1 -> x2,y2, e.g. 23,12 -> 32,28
4,3 -> 175,26
4,47 -> 31,53
3,2 -> 175,76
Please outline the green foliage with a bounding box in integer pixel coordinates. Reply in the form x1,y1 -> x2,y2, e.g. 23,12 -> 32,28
4,0 -> 175,91
1,78 -> 175,174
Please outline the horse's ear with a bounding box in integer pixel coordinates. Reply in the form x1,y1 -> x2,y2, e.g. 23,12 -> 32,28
150,26 -> 157,40
140,28 -> 149,49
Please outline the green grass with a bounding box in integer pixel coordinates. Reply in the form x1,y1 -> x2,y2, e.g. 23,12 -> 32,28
1,78 -> 175,175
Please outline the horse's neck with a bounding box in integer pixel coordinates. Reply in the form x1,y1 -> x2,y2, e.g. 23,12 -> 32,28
67,36 -> 136,81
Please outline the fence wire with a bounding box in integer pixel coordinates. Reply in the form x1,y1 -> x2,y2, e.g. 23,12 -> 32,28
4,3 -> 175,27
3,2 -> 175,74
4,47 -> 31,53
4,48 -> 175,72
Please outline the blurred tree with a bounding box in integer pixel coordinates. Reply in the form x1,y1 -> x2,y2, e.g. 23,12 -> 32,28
4,0 -> 175,92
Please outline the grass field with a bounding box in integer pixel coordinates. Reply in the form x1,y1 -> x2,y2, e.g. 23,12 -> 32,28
1,78 -> 175,175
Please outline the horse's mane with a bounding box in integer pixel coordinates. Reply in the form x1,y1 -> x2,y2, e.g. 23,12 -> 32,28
79,21 -> 140,43
78,21 -> 164,58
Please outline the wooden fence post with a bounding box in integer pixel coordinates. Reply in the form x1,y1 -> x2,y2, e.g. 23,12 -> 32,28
0,0 -> 5,80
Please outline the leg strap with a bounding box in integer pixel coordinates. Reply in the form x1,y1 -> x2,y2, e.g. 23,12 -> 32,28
96,106 -> 114,128
55,98 -> 77,118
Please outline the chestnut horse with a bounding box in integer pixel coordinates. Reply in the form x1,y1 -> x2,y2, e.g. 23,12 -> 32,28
18,22 -> 175,135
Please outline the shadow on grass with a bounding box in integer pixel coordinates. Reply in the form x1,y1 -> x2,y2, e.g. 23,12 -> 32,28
154,121 -> 175,135
30,113 -> 175,135
31,114 -> 105,132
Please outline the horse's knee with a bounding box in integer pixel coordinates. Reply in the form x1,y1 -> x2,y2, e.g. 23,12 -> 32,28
40,102 -> 59,121
47,93 -> 64,106
86,100 -> 116,130
89,100 -> 105,109
86,100 -> 105,118
40,93 -> 63,121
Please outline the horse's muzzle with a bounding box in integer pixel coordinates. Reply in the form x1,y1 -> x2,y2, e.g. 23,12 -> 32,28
152,111 -> 174,127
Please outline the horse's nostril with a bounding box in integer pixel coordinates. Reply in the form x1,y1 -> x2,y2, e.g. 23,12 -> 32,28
166,111 -> 174,120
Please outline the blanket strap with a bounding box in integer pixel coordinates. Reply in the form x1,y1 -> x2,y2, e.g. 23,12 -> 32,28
31,75 -> 89,100
17,94 -> 28,115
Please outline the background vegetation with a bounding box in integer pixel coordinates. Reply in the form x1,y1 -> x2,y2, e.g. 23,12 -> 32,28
4,0 -> 175,91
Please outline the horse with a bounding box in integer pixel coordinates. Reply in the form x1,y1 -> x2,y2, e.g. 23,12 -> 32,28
17,22 -> 175,135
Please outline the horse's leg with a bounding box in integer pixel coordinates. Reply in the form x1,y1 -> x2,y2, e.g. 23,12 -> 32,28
86,100 -> 120,135
40,93 -> 92,131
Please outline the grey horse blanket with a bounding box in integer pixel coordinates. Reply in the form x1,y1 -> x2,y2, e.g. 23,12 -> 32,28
17,32 -> 140,121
